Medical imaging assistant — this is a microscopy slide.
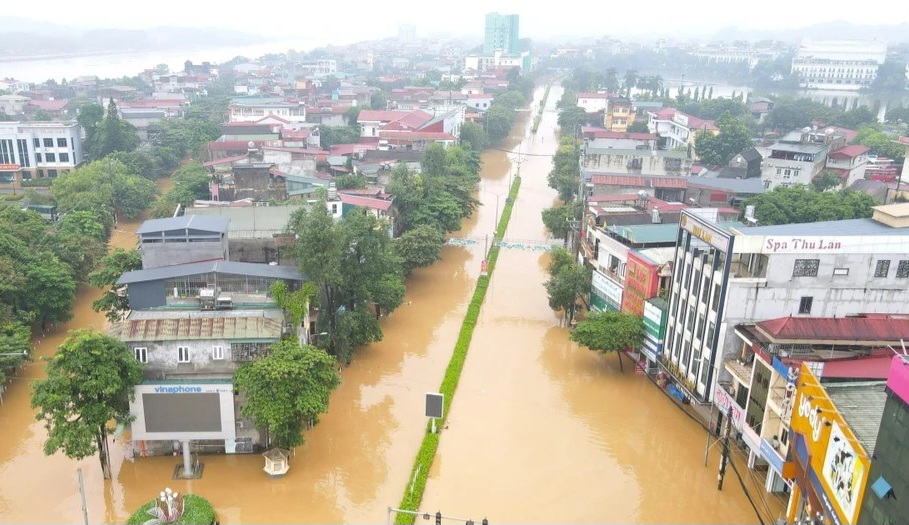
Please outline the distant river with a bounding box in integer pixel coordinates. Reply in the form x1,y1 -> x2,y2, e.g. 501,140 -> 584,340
0,39 -> 323,83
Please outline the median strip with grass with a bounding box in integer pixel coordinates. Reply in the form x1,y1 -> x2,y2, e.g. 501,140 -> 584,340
393,175 -> 522,524
531,83 -> 552,134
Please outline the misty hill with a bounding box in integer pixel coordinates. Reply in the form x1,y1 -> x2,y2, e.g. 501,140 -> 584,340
711,20 -> 909,44
0,19 -> 271,60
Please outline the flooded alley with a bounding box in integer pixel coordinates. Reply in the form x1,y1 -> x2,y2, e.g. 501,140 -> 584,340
418,85 -> 783,524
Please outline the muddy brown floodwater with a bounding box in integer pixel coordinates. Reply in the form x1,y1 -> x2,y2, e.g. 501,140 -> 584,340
0,85 -> 781,525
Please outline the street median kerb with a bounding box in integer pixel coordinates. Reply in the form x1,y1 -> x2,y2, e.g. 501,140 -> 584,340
392,175 -> 522,524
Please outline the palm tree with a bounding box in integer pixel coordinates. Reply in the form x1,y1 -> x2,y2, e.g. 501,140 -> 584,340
605,68 -> 619,94
623,69 -> 639,98
650,75 -> 664,97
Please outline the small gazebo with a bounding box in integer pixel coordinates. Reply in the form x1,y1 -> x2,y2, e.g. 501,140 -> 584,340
262,448 -> 290,478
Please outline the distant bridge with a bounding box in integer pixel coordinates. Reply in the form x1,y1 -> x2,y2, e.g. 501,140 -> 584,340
445,236 -> 564,252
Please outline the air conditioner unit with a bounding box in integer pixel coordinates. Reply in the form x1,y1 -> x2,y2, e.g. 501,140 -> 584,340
236,421 -> 245,430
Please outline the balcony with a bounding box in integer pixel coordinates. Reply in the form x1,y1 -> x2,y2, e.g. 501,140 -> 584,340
724,358 -> 753,386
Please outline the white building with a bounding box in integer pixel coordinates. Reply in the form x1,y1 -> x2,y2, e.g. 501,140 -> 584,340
0,121 -> 84,181
576,92 -> 610,114
662,204 -> 909,406
647,109 -> 718,151
791,40 -> 888,91
761,128 -> 867,190
228,95 -> 307,123
0,78 -> 30,94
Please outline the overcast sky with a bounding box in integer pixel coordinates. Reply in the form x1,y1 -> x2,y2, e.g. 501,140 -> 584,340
7,0 -> 909,43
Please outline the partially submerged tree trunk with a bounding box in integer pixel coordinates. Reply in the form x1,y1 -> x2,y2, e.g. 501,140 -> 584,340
616,351 -> 625,373
97,426 -> 111,480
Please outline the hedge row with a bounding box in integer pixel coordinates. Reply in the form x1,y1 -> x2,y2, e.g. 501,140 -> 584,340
531,84 -> 552,134
393,176 -> 523,524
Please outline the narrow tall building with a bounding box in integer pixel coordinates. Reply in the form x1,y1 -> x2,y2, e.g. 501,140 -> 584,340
484,13 -> 520,55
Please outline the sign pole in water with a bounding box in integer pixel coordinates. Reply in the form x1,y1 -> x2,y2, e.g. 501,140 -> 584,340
425,392 -> 444,434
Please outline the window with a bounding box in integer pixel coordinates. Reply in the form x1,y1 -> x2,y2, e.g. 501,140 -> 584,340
134,347 -> 148,363
793,259 -> 820,277
177,347 -> 191,363
833,268 -> 849,276
874,260 -> 890,278
687,306 -> 696,331
897,260 -> 909,279
212,346 -> 225,360
57,138 -> 67,147
45,153 -> 55,163
33,138 -> 40,148
47,169 -> 57,177
35,153 -> 42,163
43,138 -> 54,147
705,322 -> 715,347
798,296 -> 813,315
59,152 -> 69,163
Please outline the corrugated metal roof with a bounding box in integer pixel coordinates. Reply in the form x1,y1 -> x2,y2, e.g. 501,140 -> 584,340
591,175 -> 647,187
117,260 -> 304,285
652,177 -> 687,189
826,382 -> 888,455
743,218 -> 909,237
136,215 -> 229,234
756,316 -> 909,343
109,313 -> 284,342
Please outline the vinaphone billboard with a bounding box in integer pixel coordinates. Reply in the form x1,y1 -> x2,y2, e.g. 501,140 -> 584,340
790,364 -> 870,525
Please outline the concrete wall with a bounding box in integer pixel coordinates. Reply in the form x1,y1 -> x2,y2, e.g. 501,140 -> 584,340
126,280 -> 167,310
228,238 -> 286,264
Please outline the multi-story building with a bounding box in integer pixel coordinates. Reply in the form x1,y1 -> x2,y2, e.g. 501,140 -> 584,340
605,98 -> 635,133
0,121 -> 84,181
791,40 -> 888,91
576,92 -> 610,114
228,95 -> 307,123
857,356 -> 909,525
662,203 -> 909,409
762,128 -> 868,190
136,216 -> 229,270
483,12 -> 519,55
111,259 -> 308,457
646,108 -> 718,151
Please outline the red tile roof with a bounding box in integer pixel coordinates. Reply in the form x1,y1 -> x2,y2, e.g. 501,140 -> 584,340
819,355 -> 894,380
330,143 -> 378,156
399,110 -> 433,129
756,315 -> 909,342
337,193 -> 393,211
899,136 -> 909,145
576,92 -> 612,99
651,177 -> 688,189
358,110 -> 413,122
583,127 -> 657,141
828,145 -> 870,159
203,154 -> 249,167
256,114 -> 290,124
379,131 -> 457,141
281,129 -> 311,140
28,99 -> 69,111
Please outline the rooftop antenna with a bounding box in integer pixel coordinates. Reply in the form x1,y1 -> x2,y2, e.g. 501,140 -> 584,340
887,339 -> 909,364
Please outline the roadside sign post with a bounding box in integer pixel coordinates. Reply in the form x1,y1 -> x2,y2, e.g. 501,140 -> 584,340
425,392 -> 444,434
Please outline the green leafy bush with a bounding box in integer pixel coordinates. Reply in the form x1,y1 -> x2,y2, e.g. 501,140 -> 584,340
126,494 -> 216,525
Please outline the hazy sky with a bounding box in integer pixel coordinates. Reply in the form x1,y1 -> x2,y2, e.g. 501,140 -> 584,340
8,0 -> 909,42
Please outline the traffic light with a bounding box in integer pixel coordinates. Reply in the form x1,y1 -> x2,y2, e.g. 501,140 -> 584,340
466,521 -> 474,525
435,512 -> 442,525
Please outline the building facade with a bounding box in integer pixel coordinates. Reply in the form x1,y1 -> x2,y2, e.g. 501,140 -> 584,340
483,13 -> 520,55
0,121 -> 83,181
791,40 -> 888,91
136,216 -> 229,270
663,204 -> 909,407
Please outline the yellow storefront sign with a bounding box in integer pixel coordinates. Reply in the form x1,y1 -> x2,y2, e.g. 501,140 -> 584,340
790,364 -> 871,525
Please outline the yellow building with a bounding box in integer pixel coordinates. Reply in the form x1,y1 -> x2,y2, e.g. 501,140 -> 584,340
604,98 -> 635,132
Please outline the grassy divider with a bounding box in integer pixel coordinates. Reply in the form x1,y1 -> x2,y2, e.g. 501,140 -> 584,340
531,84 -> 552,134
393,176 -> 523,524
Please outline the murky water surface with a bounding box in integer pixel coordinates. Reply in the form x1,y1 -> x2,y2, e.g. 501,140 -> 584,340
0,85 -> 779,524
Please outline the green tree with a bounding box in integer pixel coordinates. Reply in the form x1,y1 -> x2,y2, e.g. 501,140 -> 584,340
91,99 -> 139,158
77,103 -> 105,155
855,125 -> 906,161
694,112 -> 755,166
541,201 -> 581,244
234,340 -> 339,450
89,248 -> 142,323
52,159 -> 158,220
742,186 -> 877,225
24,253 -> 77,330
871,60 -> 909,92
811,170 -> 844,192
0,321 -> 30,384
627,120 -> 650,133
317,125 -> 361,149
270,281 -> 316,331
547,137 -> 581,202
544,251 -> 590,326
31,329 -> 143,479
370,91 -> 387,110
344,105 -> 362,126
32,108 -> 52,121
395,224 -> 445,276
335,173 -> 367,189
570,311 -> 646,372
459,121 -> 488,151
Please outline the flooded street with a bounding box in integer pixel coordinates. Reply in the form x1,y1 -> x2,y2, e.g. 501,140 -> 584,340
419,85 -> 781,524
0,84 -> 780,525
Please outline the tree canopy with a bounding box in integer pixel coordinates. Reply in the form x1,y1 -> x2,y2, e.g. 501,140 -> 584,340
31,329 -> 143,479
547,137 -> 581,203
742,186 -> 877,226
693,112 -> 755,166
90,99 -> 140,159
52,159 -> 158,221
89,248 -> 142,323
395,224 -> 446,276
234,340 -> 340,450
544,248 -> 590,326
570,311 -> 645,372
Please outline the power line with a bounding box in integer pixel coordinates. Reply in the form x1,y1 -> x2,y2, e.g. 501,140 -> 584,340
486,145 -> 555,157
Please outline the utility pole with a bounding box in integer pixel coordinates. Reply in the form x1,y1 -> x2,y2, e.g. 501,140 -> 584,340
77,468 -> 89,525
716,412 -> 732,491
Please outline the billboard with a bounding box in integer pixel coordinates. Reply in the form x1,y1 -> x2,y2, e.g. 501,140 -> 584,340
130,383 -> 236,441
822,422 -> 866,524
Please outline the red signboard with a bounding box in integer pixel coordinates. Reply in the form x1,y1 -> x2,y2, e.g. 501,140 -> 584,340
621,251 -> 659,316
0,164 -> 20,171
